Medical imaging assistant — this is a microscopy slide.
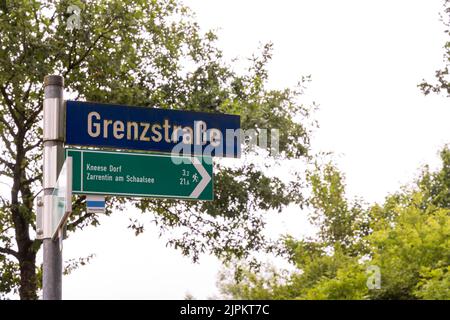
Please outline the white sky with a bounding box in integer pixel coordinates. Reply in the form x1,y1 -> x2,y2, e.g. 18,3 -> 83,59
4,0 -> 448,299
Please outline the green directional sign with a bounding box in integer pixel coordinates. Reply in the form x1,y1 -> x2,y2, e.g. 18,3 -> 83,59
66,148 -> 213,200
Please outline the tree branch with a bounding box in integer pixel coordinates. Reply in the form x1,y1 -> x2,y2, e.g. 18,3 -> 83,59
66,197 -> 93,231
24,138 -> 42,153
22,82 -> 33,103
22,172 -> 42,185
0,154 -> 14,170
0,169 -> 13,179
0,113 -> 15,135
67,212 -> 97,231
25,96 -> 43,132
0,84 -> 19,125
0,130 -> 15,159
67,34 -> 78,72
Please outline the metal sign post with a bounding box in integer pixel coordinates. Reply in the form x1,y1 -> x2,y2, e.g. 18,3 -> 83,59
65,100 -> 241,158
42,75 -> 65,300
86,195 -> 106,214
66,148 -> 213,200
51,157 -> 73,240
39,72 -> 239,299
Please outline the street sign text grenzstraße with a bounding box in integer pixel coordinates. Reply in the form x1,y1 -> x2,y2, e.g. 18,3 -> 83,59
65,101 -> 241,158
66,148 -> 213,200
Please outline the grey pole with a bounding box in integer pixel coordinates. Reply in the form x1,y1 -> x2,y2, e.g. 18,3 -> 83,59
42,75 -> 65,300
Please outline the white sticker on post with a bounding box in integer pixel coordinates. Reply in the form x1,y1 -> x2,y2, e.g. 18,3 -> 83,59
86,195 -> 105,214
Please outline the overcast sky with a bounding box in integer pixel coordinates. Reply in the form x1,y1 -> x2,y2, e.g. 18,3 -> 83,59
30,0 -> 450,299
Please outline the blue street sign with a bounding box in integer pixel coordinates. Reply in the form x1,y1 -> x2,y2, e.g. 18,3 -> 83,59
65,101 -> 241,158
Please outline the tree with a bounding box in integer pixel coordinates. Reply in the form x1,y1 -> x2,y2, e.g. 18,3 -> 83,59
219,147 -> 450,300
0,0 -> 313,299
365,146 -> 450,299
307,163 -> 371,256
219,163 -> 370,300
419,0 -> 450,96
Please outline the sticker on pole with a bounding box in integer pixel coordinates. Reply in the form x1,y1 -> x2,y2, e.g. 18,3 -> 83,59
51,157 -> 73,239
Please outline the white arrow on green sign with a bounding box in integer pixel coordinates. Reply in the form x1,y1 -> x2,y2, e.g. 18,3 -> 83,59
51,157 -> 72,239
66,148 -> 213,200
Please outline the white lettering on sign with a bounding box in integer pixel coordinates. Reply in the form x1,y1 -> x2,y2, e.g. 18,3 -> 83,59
86,163 -> 107,172
127,122 -> 138,140
86,111 -> 223,146
140,123 -> 151,142
126,175 -> 155,184
152,123 -> 162,142
86,172 -> 113,181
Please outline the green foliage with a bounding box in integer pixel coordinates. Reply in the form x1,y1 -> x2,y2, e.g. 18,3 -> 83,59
0,254 -> 19,298
219,263 -> 292,300
220,147 -> 450,300
298,258 -> 368,300
418,147 -> 450,208
307,163 -> 370,255
63,254 -> 96,276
